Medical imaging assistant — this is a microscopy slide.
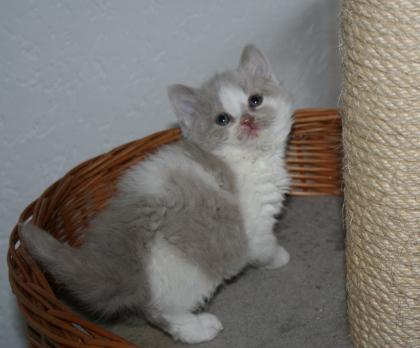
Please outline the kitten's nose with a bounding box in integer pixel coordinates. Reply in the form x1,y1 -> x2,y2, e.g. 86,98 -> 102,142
240,115 -> 256,127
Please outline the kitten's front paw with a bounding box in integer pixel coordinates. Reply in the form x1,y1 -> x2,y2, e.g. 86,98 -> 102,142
170,313 -> 223,344
265,245 -> 290,270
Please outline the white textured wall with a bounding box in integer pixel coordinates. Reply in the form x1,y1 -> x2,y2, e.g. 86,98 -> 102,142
0,1 -> 340,346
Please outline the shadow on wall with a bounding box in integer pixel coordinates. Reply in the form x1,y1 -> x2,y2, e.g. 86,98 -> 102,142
270,0 -> 341,108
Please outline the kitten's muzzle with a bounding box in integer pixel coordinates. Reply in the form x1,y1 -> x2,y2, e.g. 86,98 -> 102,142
240,115 -> 257,130
239,115 -> 260,138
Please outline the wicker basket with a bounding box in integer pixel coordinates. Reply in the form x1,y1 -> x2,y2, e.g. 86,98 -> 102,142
7,108 -> 341,348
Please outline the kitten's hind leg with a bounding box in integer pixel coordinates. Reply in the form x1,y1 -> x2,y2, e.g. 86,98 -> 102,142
158,312 -> 223,343
264,244 -> 290,270
250,233 -> 290,269
146,238 -> 223,342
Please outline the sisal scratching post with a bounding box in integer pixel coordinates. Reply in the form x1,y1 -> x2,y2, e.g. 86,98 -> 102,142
341,0 -> 420,347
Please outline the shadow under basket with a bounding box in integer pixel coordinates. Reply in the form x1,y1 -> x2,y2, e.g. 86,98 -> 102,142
8,108 -> 342,348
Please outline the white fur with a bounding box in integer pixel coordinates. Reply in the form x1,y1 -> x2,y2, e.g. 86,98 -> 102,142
215,94 -> 292,266
162,312 -> 223,344
263,96 -> 292,143
227,151 -> 290,265
265,245 -> 290,269
147,237 -> 221,342
121,145 -> 221,197
218,84 -> 247,117
147,238 -> 219,312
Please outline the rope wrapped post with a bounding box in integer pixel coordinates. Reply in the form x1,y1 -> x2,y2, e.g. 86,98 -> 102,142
341,1 -> 420,347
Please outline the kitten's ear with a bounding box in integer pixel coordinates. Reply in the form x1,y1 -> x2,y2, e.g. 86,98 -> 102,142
167,84 -> 199,135
239,44 -> 276,81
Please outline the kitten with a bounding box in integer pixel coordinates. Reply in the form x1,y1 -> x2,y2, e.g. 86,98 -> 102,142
20,45 -> 292,344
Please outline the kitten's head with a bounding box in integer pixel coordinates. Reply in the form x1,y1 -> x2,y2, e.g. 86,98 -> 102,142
168,45 -> 292,155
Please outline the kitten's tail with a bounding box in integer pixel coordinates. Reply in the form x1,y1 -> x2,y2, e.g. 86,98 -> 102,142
19,223 -> 85,290
20,223 -> 133,317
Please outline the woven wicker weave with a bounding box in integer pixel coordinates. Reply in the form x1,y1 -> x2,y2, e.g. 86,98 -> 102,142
8,108 -> 341,348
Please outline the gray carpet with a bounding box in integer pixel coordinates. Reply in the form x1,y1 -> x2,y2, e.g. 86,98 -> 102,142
110,196 -> 353,348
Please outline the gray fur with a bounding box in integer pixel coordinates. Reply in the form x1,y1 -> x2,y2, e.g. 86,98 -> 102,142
20,140 -> 245,314
20,44 -> 292,343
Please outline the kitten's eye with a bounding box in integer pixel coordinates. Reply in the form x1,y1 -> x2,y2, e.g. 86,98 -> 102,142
248,94 -> 263,108
215,113 -> 232,126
